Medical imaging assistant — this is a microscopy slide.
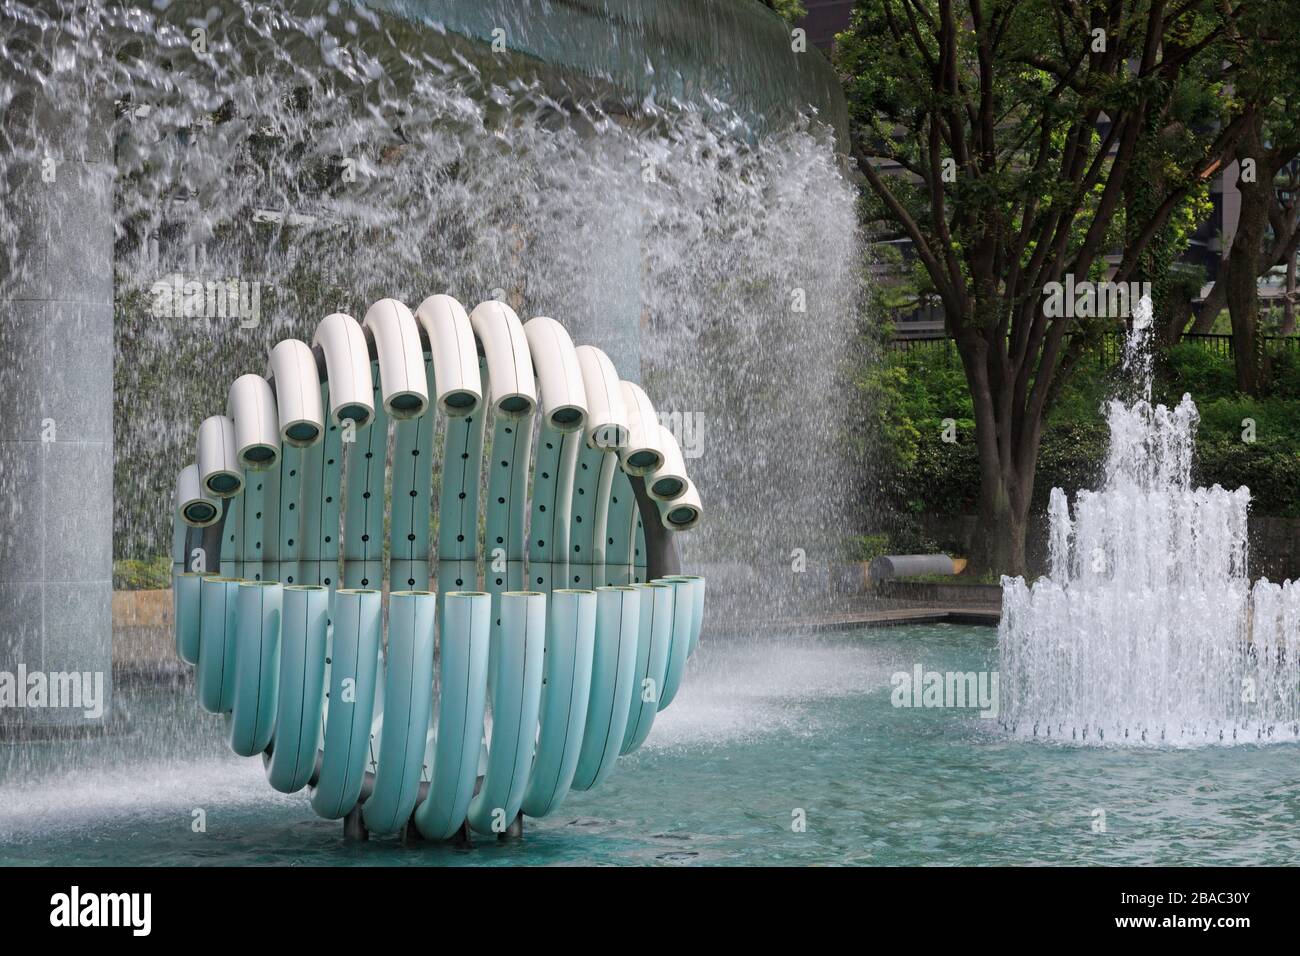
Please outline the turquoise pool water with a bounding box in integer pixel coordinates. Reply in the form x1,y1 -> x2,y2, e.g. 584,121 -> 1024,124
3,623 -> 1298,866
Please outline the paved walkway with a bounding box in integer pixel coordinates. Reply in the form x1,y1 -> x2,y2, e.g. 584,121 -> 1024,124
760,593 -> 1001,632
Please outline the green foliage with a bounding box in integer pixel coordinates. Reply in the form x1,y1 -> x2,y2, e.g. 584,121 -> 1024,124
867,340 -> 1300,521
113,556 -> 171,591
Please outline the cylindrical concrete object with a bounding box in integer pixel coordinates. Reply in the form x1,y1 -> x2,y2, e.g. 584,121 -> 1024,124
523,316 -> 587,433
227,374 -> 280,471
868,554 -> 957,583
266,339 -> 324,447
520,588 -> 597,818
229,581 -> 282,757
652,577 -> 693,711
362,298 -> 428,420
571,585 -> 640,791
414,590 -> 491,840
310,587 -> 382,820
467,590 -> 545,835
174,463 -> 220,528
620,581 -> 674,754
647,424 -> 689,502
172,571 -> 208,665
197,576 -> 242,714
469,300 -> 536,419
618,381 -> 664,476
264,584 -> 329,794
312,312 -> 374,427
663,574 -> 706,656
657,477 -> 702,531
413,294 -> 481,417
575,345 -> 629,451
197,415 -> 243,498
363,589 -> 436,835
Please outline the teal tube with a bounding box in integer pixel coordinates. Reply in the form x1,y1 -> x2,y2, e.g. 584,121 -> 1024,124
568,442 -> 605,589
570,585 -> 640,792
485,418 -> 532,564
240,471 -> 267,582
529,426 -> 582,593
297,384 -> 344,591
620,582 -> 674,754
466,591 -> 545,836
219,493 -> 241,578
363,590 -> 437,835
197,576 -> 242,714
520,589 -> 597,818
265,585 -> 329,794
436,368 -> 487,562
633,516 -> 647,584
388,367 -> 437,591
602,469 -> 637,586
651,577 -> 693,712
310,588 -> 382,820
343,369 -> 387,590
665,574 -> 707,658
272,445 -> 305,587
229,581 -> 283,757
173,571 -> 210,665
413,591 -> 491,840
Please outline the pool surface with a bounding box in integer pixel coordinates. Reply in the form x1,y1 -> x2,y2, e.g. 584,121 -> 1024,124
3,624 -> 1298,865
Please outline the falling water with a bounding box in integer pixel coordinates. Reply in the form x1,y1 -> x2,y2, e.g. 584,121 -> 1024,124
999,300 -> 1300,744
0,2 -> 862,623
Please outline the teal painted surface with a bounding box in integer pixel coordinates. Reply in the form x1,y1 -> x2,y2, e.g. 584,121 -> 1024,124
520,589 -> 597,817
651,577 -> 692,711
197,577 -> 241,715
265,586 -> 330,794
310,589 -> 382,820
363,591 -> 437,834
228,582 -> 283,757
571,586 -> 640,792
414,592 -> 491,840
467,592 -> 545,835
620,582 -> 673,754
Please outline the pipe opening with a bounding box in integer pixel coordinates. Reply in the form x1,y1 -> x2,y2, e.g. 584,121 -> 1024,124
499,396 -> 531,414
668,505 -> 699,526
285,422 -> 320,444
627,450 -> 662,470
550,406 -> 583,427
242,445 -> 278,466
444,390 -> 477,410
336,404 -> 371,426
183,501 -> 217,523
206,473 -> 241,494
388,392 -> 425,415
651,477 -> 684,498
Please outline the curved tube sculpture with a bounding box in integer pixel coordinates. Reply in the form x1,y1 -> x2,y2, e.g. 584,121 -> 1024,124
172,295 -> 705,844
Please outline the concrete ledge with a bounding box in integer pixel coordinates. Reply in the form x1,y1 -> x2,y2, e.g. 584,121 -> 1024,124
876,580 -> 1003,606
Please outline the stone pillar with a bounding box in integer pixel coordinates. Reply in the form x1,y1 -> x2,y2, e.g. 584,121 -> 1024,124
0,81 -> 114,733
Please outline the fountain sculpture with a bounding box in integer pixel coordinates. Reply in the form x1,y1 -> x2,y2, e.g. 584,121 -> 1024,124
172,294 -> 704,839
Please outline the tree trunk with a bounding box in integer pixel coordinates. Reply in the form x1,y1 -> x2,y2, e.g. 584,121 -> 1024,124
1190,266 -> 1229,333
960,333 -> 1033,577
1227,115 -> 1269,395
1282,252 -> 1297,336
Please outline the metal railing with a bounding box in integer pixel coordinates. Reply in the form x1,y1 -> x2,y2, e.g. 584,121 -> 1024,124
887,331 -> 1300,365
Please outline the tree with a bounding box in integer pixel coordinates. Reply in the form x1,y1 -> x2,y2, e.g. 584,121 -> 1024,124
1184,4 -> 1300,394
837,0 -> 1247,574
